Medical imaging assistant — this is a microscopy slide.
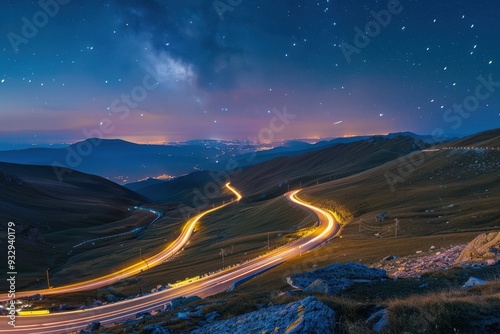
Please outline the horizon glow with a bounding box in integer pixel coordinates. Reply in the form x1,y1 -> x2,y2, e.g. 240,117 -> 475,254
0,0 -> 499,147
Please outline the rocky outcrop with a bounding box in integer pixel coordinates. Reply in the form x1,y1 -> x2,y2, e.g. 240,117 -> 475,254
288,262 -> 386,295
367,309 -> 389,333
167,296 -> 201,311
374,233 -> 500,279
374,245 -> 465,278
462,277 -> 487,288
455,232 -> 500,264
303,279 -> 330,295
78,321 -> 100,334
192,296 -> 335,334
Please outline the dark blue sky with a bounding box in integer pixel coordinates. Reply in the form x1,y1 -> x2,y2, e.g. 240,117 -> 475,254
1,0 -> 499,146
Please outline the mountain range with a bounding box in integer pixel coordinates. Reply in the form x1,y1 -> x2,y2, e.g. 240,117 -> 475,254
0,132 -> 447,184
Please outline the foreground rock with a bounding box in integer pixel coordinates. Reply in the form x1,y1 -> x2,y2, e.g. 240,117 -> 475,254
455,232 -> 500,264
367,309 -> 389,333
462,277 -> 487,288
288,262 -> 386,295
375,232 -> 500,279
192,296 -> 335,334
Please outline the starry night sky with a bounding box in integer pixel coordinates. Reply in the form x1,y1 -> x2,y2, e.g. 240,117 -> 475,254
1,0 -> 499,145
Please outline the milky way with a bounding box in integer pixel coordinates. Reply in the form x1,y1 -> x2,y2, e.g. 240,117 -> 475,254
0,0 -> 499,145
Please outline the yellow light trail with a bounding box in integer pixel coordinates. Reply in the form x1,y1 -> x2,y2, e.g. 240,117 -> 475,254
0,183 -> 243,301
226,182 -> 242,201
1,187 -> 340,334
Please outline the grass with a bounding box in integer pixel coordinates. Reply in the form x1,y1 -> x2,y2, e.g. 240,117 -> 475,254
231,135 -> 434,200
300,149 -> 500,238
201,292 -> 260,318
385,283 -> 500,333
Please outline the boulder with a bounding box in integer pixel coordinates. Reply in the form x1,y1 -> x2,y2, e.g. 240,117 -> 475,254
205,311 -> 221,323
170,296 -> 202,310
455,232 -> 500,264
289,262 -> 386,295
105,294 -> 118,302
304,279 -> 330,295
367,309 -> 389,333
85,321 -> 100,332
192,296 -> 335,334
462,277 -> 487,288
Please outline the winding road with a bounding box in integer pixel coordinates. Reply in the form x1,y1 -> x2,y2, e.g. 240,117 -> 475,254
0,184 -> 241,301
1,187 -> 339,333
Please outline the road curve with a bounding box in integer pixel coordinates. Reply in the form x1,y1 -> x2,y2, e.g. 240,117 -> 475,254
1,189 -> 340,334
72,207 -> 163,249
0,183 -> 242,301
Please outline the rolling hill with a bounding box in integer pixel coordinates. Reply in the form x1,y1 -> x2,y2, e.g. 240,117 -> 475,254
125,170 -> 229,205
0,162 -> 150,289
230,134 -> 434,200
300,128 -> 500,237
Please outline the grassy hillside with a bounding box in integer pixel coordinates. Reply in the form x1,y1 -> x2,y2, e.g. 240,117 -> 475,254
231,135 -> 433,200
444,128 -> 500,148
0,162 -> 154,289
300,131 -> 500,238
130,170 -> 234,205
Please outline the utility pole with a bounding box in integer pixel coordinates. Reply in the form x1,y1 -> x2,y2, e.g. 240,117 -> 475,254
394,219 -> 399,238
220,248 -> 224,268
140,248 -> 149,269
46,268 -> 51,289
